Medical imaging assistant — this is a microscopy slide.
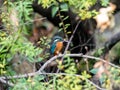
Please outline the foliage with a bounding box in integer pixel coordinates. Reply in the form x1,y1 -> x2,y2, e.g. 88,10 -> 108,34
38,0 -> 99,19
1,0 -> 120,90
0,0 -> 43,75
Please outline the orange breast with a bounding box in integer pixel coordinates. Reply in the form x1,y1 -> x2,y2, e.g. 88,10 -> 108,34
54,42 -> 63,55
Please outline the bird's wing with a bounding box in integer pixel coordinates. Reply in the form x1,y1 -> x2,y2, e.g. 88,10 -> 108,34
50,42 -> 56,54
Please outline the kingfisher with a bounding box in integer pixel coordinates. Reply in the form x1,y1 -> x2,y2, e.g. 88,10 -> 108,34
50,36 -> 64,55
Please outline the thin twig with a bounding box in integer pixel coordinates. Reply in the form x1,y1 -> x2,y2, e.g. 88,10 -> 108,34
0,54 -> 119,80
0,78 -> 14,87
39,54 -> 120,72
0,73 -> 105,90
1,54 -> 120,88
70,32 -> 95,51
0,73 -> 39,79
61,20 -> 81,61
58,10 -> 68,39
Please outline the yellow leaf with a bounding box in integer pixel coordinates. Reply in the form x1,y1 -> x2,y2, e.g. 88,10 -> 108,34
4,1 -> 7,5
0,64 -> 4,68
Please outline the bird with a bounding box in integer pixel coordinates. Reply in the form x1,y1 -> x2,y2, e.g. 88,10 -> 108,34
50,36 -> 64,55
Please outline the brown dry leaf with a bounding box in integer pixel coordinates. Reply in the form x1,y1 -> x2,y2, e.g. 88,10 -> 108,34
95,4 -> 116,32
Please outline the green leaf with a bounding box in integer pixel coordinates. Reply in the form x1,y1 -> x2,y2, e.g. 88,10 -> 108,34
59,22 -> 63,27
101,0 -> 109,6
52,6 -> 59,17
60,3 -> 68,11
90,68 -> 98,74
63,16 -> 69,21
99,75 -> 106,84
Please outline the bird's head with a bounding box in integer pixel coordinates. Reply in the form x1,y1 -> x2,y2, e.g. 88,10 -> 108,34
52,36 -> 63,42
50,36 -> 64,55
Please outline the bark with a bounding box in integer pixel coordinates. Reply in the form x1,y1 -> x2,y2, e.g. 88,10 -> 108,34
104,32 -> 120,54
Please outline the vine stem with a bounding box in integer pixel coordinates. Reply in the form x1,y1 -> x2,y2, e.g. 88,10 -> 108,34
58,7 -> 68,40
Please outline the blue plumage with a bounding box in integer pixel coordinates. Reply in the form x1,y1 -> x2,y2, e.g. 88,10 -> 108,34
50,36 -> 63,54
50,42 -> 57,54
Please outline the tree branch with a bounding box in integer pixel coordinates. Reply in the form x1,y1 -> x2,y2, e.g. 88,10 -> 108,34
39,54 -> 120,72
1,53 -> 120,89
0,73 -> 105,90
103,32 -> 120,54
1,53 -> 120,80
